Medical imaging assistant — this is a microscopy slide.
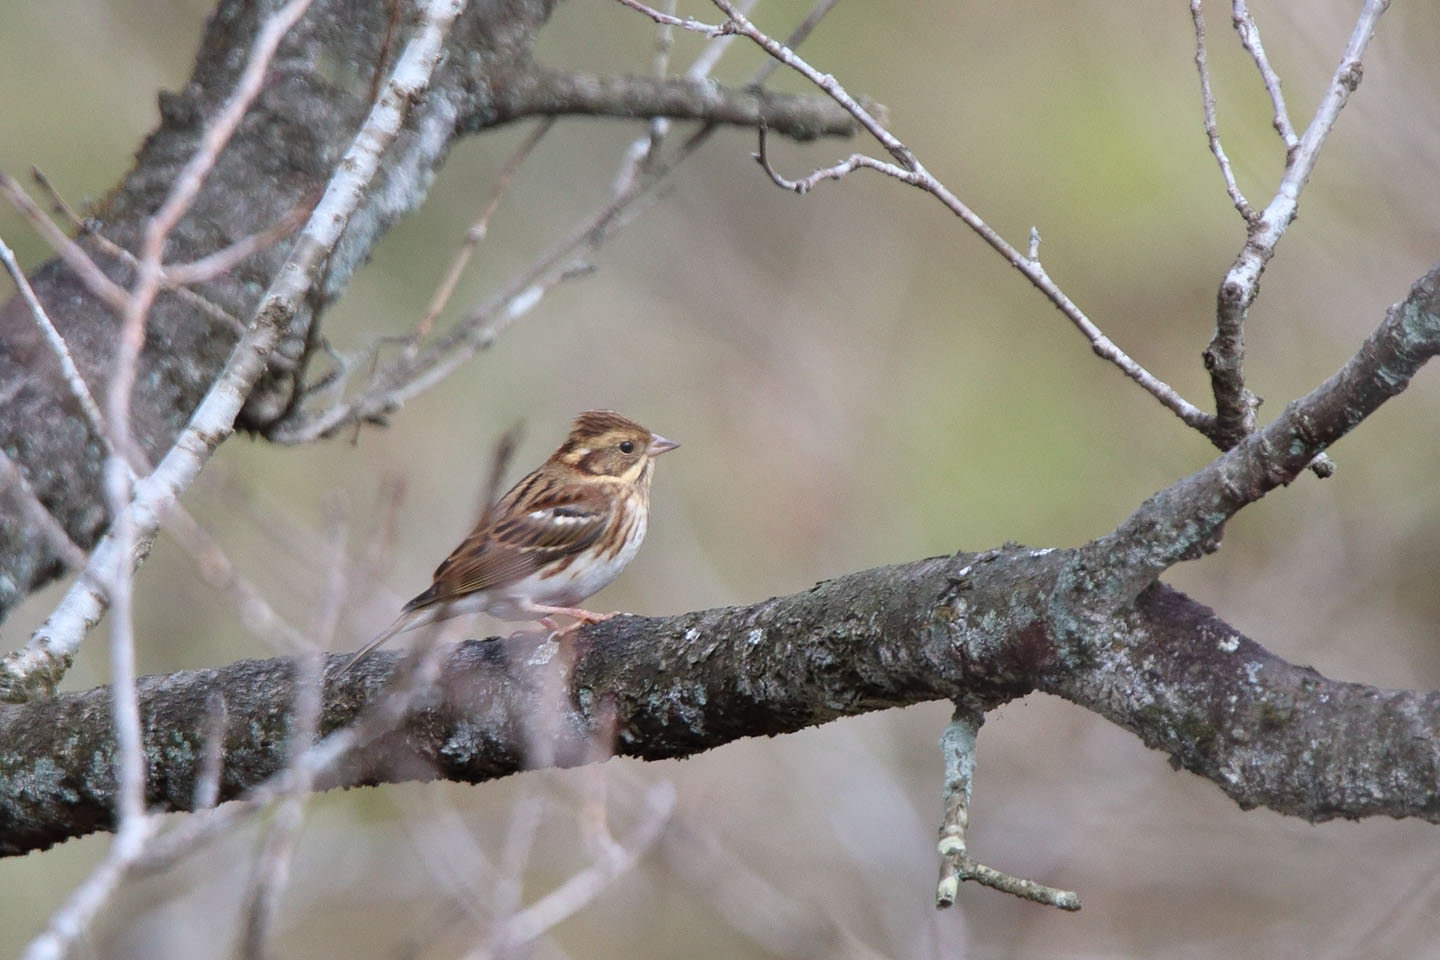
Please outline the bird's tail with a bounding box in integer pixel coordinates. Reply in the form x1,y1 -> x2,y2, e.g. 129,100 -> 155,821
332,608 -> 431,677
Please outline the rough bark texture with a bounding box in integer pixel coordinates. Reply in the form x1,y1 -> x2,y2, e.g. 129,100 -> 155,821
0,552 -> 1435,858
0,0 -> 858,621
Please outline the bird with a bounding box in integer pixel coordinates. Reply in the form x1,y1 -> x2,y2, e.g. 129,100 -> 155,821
336,409 -> 678,675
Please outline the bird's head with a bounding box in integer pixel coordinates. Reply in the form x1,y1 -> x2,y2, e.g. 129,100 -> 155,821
555,409 -> 679,481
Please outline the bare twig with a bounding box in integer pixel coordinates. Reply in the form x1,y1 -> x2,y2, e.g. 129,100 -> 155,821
0,231 -> 108,444
0,447 -> 87,571
368,0 -> 406,105
612,0 -> 725,36
611,0 -> 683,197
739,66 -> 1211,432
163,196 -> 312,286
110,0 -> 319,463
1190,0 -> 1257,223
162,503 -> 311,653
477,787 -> 546,958
129,0 -> 318,314
934,708 -> 1080,911
1232,0 -> 1298,150
0,172 -> 130,314
755,123 -> 911,194
409,118 -> 556,348
193,692 -> 229,810
239,499 -> 343,960
18,815 -> 161,960
1204,0 -> 1390,445
500,782 -> 676,947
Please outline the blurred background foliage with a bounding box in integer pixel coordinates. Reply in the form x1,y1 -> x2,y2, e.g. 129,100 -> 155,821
3,0 -> 1440,956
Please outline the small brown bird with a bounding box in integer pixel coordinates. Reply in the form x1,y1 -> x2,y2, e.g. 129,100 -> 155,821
337,410 -> 678,674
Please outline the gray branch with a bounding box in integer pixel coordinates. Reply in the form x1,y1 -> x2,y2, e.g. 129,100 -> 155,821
485,67 -> 861,140
0,555 -> 1435,858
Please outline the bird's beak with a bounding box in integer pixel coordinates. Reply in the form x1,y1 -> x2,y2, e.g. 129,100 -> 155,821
647,433 -> 680,456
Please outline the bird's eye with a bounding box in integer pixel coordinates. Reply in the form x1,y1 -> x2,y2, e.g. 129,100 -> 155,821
619,440 -> 635,454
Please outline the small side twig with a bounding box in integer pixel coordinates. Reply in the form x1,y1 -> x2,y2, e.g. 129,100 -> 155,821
0,172 -> 130,314
1190,0 -> 1257,224
193,692 -> 229,811
408,118 -> 556,349
162,503 -> 311,653
1232,0 -> 1298,150
0,446 -> 87,571
498,782 -> 676,949
935,707 -> 1080,912
238,498 -> 344,960
162,195 -> 312,286
0,231 -> 108,444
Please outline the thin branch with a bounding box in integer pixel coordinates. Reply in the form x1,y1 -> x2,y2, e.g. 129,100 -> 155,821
109,0 -> 319,461
611,0 -> 684,199
161,503 -> 311,653
133,0 -> 318,300
737,51 -> 1212,434
1064,261 -> 1440,615
18,815 -> 160,960
0,447 -> 87,571
408,118 -> 556,348
162,196 -> 311,286
0,172 -> 130,314
478,786 -> 546,958
499,783 -> 676,947
193,692 -> 229,811
0,231 -> 108,442
1232,0 -> 1298,150
934,709 -> 1080,911
755,123 -> 912,194
1204,0 -> 1391,445
611,0 -> 726,36
1190,0 -> 1257,223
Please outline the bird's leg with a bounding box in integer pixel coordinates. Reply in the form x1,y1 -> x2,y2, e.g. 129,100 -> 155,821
516,602 -> 620,636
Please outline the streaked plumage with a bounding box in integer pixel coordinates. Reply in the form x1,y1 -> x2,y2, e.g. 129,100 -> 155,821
337,410 -> 677,674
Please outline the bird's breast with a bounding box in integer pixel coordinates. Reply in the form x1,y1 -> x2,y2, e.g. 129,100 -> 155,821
512,507 -> 649,609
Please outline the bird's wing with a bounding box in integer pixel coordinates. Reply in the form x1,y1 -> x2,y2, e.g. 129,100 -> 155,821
407,477 -> 613,610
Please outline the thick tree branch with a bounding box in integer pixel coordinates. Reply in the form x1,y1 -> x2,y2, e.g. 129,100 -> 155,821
0,552 -> 1435,859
